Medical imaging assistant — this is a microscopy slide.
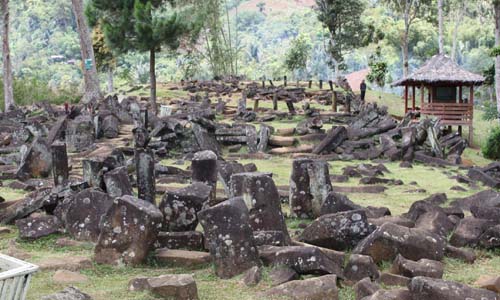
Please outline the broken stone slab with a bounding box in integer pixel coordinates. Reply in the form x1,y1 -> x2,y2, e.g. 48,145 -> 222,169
191,150 -> 218,205
51,141 -> 69,186
148,274 -> 199,300
268,135 -> 296,147
353,222 -> 446,263
354,277 -> 381,300
94,195 -> 163,266
408,276 -> 498,300
368,216 -> 415,228
16,137 -> 53,180
449,217 -> 494,248
479,224 -> 500,249
135,148 -> 156,204
361,288 -> 412,300
332,185 -> 387,194
65,115 -> 95,152
343,254 -> 380,283
257,125 -> 272,152
450,190 -> 500,211
0,187 -> 54,224
268,144 -> 314,155
41,287 -> 93,300
390,254 -> 444,279
155,249 -> 211,267
320,192 -> 362,215
444,245 -> 476,263
259,245 -> 343,277
263,275 -> 338,300
198,197 -> 260,279
103,166 -> 133,198
415,211 -> 456,238
38,256 -> 93,271
253,231 -> 287,247
376,272 -> 410,287
312,126 -> 348,155
52,270 -> 89,284
55,188 -> 113,242
155,231 -> 204,251
241,266 -> 262,287
468,167 -> 500,189
229,172 -> 290,243
298,210 -> 374,251
16,214 -> 62,240
217,160 -> 245,196
471,205 -> 500,222
269,265 -> 300,286
159,182 -> 211,232
289,159 -> 332,218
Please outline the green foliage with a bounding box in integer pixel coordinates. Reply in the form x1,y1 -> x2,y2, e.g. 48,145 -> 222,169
482,126 -> 500,160
285,34 -> 311,79
367,47 -> 388,88
491,46 -> 500,57
92,22 -> 116,72
482,101 -> 500,121
0,77 -> 81,109
483,64 -> 495,86
316,0 -> 370,69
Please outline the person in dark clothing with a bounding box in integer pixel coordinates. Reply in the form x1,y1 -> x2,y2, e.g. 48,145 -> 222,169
360,80 -> 367,102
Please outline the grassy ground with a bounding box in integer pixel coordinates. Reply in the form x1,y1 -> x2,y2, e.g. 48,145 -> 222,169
0,84 -> 498,299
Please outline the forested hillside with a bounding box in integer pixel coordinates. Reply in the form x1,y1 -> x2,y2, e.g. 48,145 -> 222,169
0,0 -> 497,103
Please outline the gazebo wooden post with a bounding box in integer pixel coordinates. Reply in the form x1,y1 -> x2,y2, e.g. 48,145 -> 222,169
420,84 -> 425,108
458,85 -> 463,135
412,85 -> 416,111
404,85 -> 409,114
469,85 -> 474,145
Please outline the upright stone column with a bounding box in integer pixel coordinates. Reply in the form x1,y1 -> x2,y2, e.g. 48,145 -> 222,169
289,158 -> 332,219
135,148 -> 155,204
51,141 -> 69,186
192,150 -> 218,205
134,125 -> 155,204
82,157 -> 104,188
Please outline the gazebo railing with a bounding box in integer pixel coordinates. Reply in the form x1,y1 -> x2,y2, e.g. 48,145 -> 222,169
420,103 -> 473,125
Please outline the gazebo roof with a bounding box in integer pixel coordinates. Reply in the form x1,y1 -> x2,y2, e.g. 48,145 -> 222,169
392,54 -> 485,87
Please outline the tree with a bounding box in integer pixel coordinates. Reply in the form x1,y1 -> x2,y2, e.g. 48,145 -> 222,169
285,34 -> 311,83
72,0 -> 102,105
92,23 -> 116,93
196,0 -> 239,78
438,0 -> 444,54
315,0 -> 370,78
367,46 -> 388,89
87,0 -> 199,114
382,0 -> 432,77
1,0 -> 14,112
495,0 -> 500,122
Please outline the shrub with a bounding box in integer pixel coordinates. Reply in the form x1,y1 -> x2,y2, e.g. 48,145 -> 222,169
482,126 -> 500,160
482,101 -> 499,121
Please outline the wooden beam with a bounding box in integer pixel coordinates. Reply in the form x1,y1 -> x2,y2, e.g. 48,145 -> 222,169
412,85 -> 416,111
420,85 -> 425,108
458,86 -> 462,103
404,85 -> 408,114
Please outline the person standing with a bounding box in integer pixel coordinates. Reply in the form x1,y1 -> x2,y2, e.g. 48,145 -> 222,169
360,80 -> 367,102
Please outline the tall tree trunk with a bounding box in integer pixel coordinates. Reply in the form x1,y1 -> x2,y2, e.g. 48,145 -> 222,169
438,0 -> 444,54
1,0 -> 14,112
495,2 -> 500,122
71,0 -> 101,105
149,49 -> 157,115
107,68 -> 114,94
451,9 -> 461,62
403,2 -> 410,77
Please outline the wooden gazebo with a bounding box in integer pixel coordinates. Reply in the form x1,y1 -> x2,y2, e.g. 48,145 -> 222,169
392,54 -> 485,142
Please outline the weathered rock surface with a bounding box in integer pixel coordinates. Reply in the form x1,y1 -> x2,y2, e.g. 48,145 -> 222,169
449,217 -> 494,247
408,276 -> 499,300
343,254 -> 379,282
390,254 -> 444,279
155,249 -> 211,267
298,210 -> 374,251
198,197 -> 260,279
353,223 -> 446,263
148,274 -> 199,300
259,246 -> 343,277
263,275 -> 338,300
159,182 -> 211,232
94,195 -> 163,266
16,214 -> 62,240
41,287 -> 92,300
156,231 -> 204,251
